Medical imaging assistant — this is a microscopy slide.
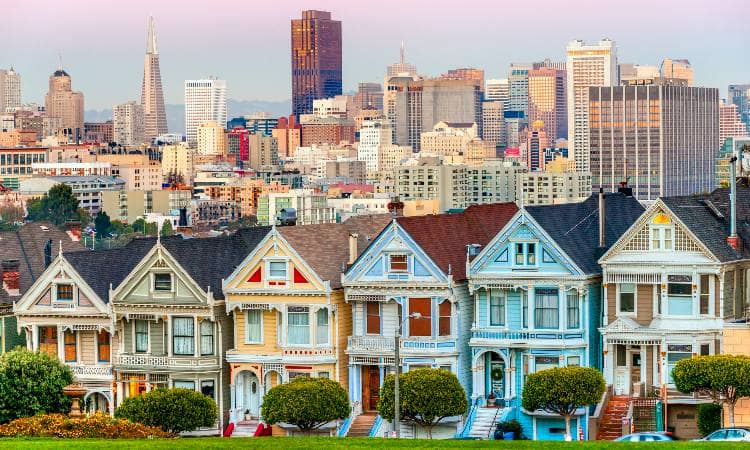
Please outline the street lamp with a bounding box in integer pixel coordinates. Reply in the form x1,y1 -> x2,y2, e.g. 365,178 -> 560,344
394,311 -> 423,438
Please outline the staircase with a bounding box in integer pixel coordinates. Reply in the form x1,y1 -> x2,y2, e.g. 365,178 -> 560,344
597,396 -> 631,440
347,412 -> 377,437
468,407 -> 501,439
231,419 -> 261,437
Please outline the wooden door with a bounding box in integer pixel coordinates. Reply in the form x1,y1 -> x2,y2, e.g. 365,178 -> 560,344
363,366 -> 380,411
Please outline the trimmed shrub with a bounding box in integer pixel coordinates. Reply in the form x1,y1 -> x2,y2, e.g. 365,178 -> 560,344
115,388 -> 217,433
0,413 -> 172,438
697,403 -> 723,437
0,349 -> 73,423
261,376 -> 349,432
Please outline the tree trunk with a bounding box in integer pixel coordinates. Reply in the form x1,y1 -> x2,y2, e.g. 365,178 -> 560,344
564,414 -> 572,441
426,424 -> 433,439
729,401 -> 736,427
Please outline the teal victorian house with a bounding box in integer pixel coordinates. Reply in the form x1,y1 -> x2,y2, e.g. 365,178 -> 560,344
465,192 -> 643,440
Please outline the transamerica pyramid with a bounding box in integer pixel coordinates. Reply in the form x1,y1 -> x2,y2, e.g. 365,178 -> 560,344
141,16 -> 168,142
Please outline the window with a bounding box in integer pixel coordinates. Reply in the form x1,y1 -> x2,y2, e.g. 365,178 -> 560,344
700,343 -> 710,356
200,320 -> 214,356
174,380 -> 195,389
567,291 -> 580,329
514,242 -> 537,266
667,344 -> 692,383
317,372 -> 330,379
408,298 -> 432,337
489,291 -> 505,326
97,330 -> 110,362
135,320 -> 148,353
667,276 -> 692,316
172,317 -> 195,355
316,309 -> 329,345
700,274 -> 710,315
567,356 -> 581,366
246,310 -> 262,343
535,356 -> 558,372
38,326 -> 58,358
527,243 -> 536,265
269,261 -> 287,279
366,302 -> 380,335
64,330 -> 76,362
154,273 -> 172,292
515,243 -> 524,265
287,307 -> 310,345
619,283 -> 635,314
56,284 -> 73,301
389,254 -> 408,272
650,214 -> 674,250
522,292 -> 528,328
201,380 -> 215,399
535,288 -> 559,329
438,301 -> 451,336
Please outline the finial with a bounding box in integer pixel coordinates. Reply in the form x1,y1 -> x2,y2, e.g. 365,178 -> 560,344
400,41 -> 405,64
57,51 -> 63,71
58,240 -> 63,256
146,15 -> 158,54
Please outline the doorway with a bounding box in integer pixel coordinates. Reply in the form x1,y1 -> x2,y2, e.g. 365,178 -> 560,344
362,366 -> 380,411
236,371 -> 261,418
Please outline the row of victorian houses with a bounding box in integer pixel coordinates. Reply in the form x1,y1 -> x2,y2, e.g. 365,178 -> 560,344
0,183 -> 748,439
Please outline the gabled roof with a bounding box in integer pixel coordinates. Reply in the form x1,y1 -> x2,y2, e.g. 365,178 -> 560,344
525,193 -> 645,274
278,214 -> 391,289
396,203 -> 518,281
0,222 -> 85,306
661,186 -> 750,262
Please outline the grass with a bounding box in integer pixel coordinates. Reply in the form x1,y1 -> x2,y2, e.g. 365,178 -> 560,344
0,438 -> 741,449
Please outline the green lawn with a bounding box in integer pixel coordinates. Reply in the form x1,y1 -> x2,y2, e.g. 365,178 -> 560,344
0,438 -> 741,449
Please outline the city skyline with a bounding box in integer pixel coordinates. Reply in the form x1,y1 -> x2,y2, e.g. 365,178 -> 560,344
4,0 -> 748,111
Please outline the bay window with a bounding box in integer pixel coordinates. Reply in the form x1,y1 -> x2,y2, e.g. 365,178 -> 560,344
409,298 -> 431,337
366,302 -> 380,334
64,330 -> 76,362
618,283 -> 635,314
172,317 -> 195,355
316,308 -> 329,345
489,290 -> 505,326
667,275 -> 692,316
667,344 -> 692,383
200,320 -> 214,356
135,320 -> 148,353
38,326 -> 57,358
700,274 -> 710,315
566,291 -> 580,329
97,330 -> 110,362
438,301 -> 451,336
246,309 -> 262,343
287,307 -> 310,345
534,288 -> 559,329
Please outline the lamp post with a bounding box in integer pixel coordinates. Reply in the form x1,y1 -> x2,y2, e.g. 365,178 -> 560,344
394,311 -> 422,438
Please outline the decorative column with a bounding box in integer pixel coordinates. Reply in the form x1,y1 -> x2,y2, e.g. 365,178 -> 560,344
640,345 -> 647,384
528,285 -> 535,330
166,315 -> 172,356
194,316 -> 200,357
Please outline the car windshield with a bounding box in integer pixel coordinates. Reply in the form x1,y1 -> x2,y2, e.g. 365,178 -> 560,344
708,430 -> 727,440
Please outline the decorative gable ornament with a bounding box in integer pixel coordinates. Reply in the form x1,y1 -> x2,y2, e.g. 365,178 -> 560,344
293,267 -> 309,284
247,267 -> 262,283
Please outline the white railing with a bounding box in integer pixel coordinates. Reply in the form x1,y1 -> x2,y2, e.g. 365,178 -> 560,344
114,354 -> 220,368
347,336 -> 457,354
69,364 -> 112,377
281,347 -> 335,357
348,335 -> 394,352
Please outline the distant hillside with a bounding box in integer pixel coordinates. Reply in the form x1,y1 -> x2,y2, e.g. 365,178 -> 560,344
85,99 -> 290,135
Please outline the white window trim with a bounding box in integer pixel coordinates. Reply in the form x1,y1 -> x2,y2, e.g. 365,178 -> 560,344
133,319 -> 150,354
616,283 -> 637,317
365,302 -> 381,336
151,271 -> 174,295
487,290 -> 507,328
565,289 -> 582,330
286,306 -> 312,347
52,281 -> 76,303
315,307 -> 331,347
245,309 -> 264,344
699,274 -> 715,317
266,258 -> 290,281
649,225 -> 674,251
200,319 -> 215,356
510,240 -> 540,268
387,253 -> 409,273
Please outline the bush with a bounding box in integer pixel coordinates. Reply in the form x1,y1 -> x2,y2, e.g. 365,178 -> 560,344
261,376 -> 349,432
498,419 -> 523,439
0,349 -> 74,423
697,403 -> 722,437
0,413 -> 172,438
378,368 -> 468,439
115,388 -> 217,433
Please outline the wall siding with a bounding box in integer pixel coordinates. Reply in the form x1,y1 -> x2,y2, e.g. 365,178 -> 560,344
454,282 -> 473,397
636,284 -> 653,325
79,330 -> 96,364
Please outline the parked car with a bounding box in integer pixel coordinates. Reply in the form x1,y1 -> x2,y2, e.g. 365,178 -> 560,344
615,432 -> 676,442
695,428 -> 750,441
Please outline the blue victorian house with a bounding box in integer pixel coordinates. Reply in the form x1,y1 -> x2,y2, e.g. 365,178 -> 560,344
465,191 -> 643,440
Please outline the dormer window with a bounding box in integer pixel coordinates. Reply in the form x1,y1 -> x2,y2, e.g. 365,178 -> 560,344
389,254 -> 408,272
514,243 -> 537,266
268,261 -> 288,280
56,284 -> 73,301
154,273 -> 172,292
650,213 -> 673,250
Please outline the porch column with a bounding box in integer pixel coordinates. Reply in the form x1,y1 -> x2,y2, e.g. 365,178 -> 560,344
659,339 -> 667,386
504,365 -> 513,402
604,343 -> 614,385
166,316 -> 172,356
193,316 -> 200,357
116,381 -> 124,408
558,287 -> 565,330
31,325 -> 38,350
229,382 -> 237,423
56,327 -> 64,361
472,356 -> 484,401
528,286 -> 535,330
640,345 -> 647,384
602,281 -> 609,326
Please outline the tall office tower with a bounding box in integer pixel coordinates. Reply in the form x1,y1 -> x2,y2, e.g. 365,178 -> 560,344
566,39 -> 617,173
729,84 -> 750,133
524,120 -> 549,171
719,100 -> 748,146
386,42 -> 417,78
485,79 -> 509,104
113,101 -> 145,146
44,67 -> 85,139
247,134 -> 279,170
141,16 -> 168,143
196,120 -> 227,156
589,85 -> 718,201
482,101 -> 505,148
441,68 -> 485,92
384,75 -> 422,149
184,77 -> 227,146
358,119 -> 392,176
291,10 -> 342,118
528,68 -> 567,142
0,68 -> 21,112
660,58 -> 693,86
508,63 -> 532,117
355,82 -> 383,111
422,78 -> 483,140
272,115 -> 301,158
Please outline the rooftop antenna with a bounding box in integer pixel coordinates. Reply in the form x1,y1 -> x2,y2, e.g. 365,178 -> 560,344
400,41 -> 405,64
57,50 -> 63,71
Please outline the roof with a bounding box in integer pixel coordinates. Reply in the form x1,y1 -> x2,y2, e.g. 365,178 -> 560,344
53,69 -> 69,77
278,214 -> 391,289
397,203 -> 519,281
661,186 -> 750,262
0,222 -> 85,306
525,193 -> 645,274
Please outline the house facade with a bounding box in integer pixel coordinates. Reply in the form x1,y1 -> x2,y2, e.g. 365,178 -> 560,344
467,192 -> 643,440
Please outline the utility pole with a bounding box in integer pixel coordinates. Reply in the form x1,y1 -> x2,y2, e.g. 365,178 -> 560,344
394,330 -> 400,438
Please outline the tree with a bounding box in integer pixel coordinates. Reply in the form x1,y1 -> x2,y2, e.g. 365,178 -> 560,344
94,211 -> 112,239
160,220 -> 174,236
672,355 -> 750,426
261,376 -> 349,433
110,220 -> 133,236
521,366 -> 605,441
115,388 -> 217,433
378,368 -> 468,439
0,349 -> 73,423
132,218 -> 157,236
697,403 -> 723,437
24,184 -> 84,226
0,203 -> 24,228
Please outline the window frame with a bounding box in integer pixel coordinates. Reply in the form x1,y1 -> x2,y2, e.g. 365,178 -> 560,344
566,291 -> 580,329
64,329 -> 77,363
365,302 -> 381,335
153,272 -> 173,293
438,300 -> 451,336
650,225 -> 674,251
699,274 -> 711,316
316,308 -> 329,346
172,316 -> 195,356
287,306 -> 311,346
489,290 -> 506,327
534,288 -> 559,329
38,326 -> 58,358
513,241 -> 538,267
388,254 -> 408,273
245,309 -> 263,344
134,320 -> 149,353
56,284 -> 74,302
200,320 -> 214,356
408,297 -> 432,337
617,283 -> 636,315
97,330 -> 111,363
267,260 -> 288,280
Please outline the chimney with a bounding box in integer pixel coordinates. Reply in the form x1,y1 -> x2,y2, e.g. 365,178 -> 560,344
617,181 -> 633,197
348,233 -> 359,265
2,259 -> 20,297
598,188 -> 606,248
728,156 -> 740,250
387,197 -> 404,218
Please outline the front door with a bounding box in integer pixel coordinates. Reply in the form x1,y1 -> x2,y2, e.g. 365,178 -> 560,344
238,371 -> 261,418
614,345 -> 630,395
362,366 -> 380,411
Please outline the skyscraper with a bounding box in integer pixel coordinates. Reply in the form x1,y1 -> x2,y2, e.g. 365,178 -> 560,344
719,100 -> 748,147
354,82 -> 384,111
566,39 -> 617,173
141,16 -> 168,143
729,84 -> 750,133
291,10 -> 342,118
113,101 -> 145,146
485,79 -> 509,104
386,42 -> 417,78
184,77 -> 227,146
0,68 -> 21,112
660,58 -> 693,86
441,68 -> 485,92
508,63 -> 532,117
528,68 -> 567,142
45,67 -> 84,139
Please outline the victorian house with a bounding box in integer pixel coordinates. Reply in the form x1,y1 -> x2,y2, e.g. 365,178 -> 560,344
342,203 -> 518,438
598,186 -> 750,439
466,192 -> 643,440
221,216 -> 389,434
